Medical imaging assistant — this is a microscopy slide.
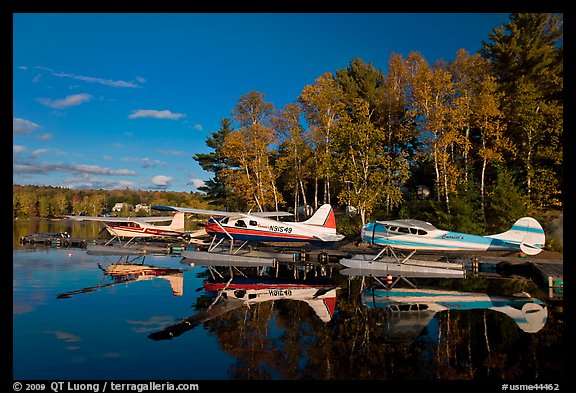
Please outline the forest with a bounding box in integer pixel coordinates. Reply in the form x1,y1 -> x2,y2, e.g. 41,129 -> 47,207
13,14 -> 563,240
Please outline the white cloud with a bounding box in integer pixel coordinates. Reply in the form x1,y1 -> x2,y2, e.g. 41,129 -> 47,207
37,93 -> 92,109
13,160 -> 137,176
151,175 -> 173,187
156,149 -> 189,156
128,109 -> 185,120
13,145 -> 26,154
37,133 -> 53,140
62,176 -> 136,190
31,148 -> 50,156
13,118 -> 40,135
34,66 -> 142,88
189,178 -> 206,189
193,124 -> 203,131
76,165 -> 136,176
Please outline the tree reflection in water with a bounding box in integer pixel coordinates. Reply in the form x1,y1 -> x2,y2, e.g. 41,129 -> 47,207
152,261 -> 563,381
14,220 -> 563,381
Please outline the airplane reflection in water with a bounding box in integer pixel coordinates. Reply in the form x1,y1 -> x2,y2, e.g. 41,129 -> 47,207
56,255 -> 185,298
148,261 -> 339,340
339,263 -> 548,342
361,287 -> 547,342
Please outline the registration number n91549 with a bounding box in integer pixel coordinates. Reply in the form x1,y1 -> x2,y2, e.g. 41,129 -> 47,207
268,225 -> 293,233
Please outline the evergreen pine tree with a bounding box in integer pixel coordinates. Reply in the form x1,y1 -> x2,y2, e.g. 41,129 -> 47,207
193,118 -> 234,207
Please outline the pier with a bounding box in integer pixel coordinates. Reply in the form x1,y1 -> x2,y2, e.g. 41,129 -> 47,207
19,232 -> 87,248
458,251 -> 563,300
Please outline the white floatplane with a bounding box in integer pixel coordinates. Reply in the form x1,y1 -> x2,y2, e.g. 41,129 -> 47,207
61,212 -> 206,250
56,255 -> 185,298
151,204 -> 344,264
340,217 -> 546,273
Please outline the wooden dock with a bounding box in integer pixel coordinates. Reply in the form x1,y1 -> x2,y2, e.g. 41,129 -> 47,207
19,233 -> 87,248
461,252 -> 563,300
531,261 -> 563,300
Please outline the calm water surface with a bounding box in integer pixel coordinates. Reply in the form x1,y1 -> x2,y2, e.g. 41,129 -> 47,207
12,220 -> 564,381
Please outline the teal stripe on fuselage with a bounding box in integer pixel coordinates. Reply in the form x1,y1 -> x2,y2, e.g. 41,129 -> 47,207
370,290 -> 477,298
364,290 -> 544,311
511,225 -> 544,234
365,232 -> 519,251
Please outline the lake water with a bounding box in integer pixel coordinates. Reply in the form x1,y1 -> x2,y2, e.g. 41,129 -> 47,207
12,220 -> 564,383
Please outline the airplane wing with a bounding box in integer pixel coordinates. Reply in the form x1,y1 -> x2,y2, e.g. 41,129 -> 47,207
60,215 -> 177,223
148,297 -> 245,340
151,205 -> 292,218
251,211 -> 293,217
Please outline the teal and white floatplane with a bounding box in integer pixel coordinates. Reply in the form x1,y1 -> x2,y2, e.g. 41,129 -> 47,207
340,217 -> 546,277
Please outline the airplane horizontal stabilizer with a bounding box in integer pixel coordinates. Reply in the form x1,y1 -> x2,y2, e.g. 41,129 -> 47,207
520,241 -> 543,256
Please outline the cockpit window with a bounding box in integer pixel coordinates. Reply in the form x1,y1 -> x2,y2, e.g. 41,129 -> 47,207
417,229 -> 427,235
397,227 -> 410,234
235,220 -> 247,228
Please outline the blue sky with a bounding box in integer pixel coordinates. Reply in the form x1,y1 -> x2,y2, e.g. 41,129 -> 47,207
13,13 -> 513,193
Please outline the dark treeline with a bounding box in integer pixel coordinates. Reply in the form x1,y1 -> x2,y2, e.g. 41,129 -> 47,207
194,13 -> 563,236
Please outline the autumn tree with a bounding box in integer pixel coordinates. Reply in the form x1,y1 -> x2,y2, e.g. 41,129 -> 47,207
52,191 -> 71,216
333,99 -> 409,225
271,103 -> 313,220
407,52 -> 467,214
299,72 -> 346,208
222,91 -> 283,212
37,195 -> 54,218
451,50 -> 515,223
378,53 -> 419,212
13,190 -> 37,218
470,65 -> 514,222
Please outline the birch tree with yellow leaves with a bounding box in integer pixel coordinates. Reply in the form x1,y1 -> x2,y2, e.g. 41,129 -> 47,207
407,52 -> 468,214
271,103 -> 313,220
222,91 -> 283,212
333,99 -> 409,225
299,72 -> 346,209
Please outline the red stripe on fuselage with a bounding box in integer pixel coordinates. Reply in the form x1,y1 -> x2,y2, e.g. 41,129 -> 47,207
205,221 -> 315,241
204,281 -> 334,292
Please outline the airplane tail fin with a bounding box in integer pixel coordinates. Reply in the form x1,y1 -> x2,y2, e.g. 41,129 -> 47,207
168,212 -> 185,232
488,217 -> 546,255
300,204 -> 337,232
